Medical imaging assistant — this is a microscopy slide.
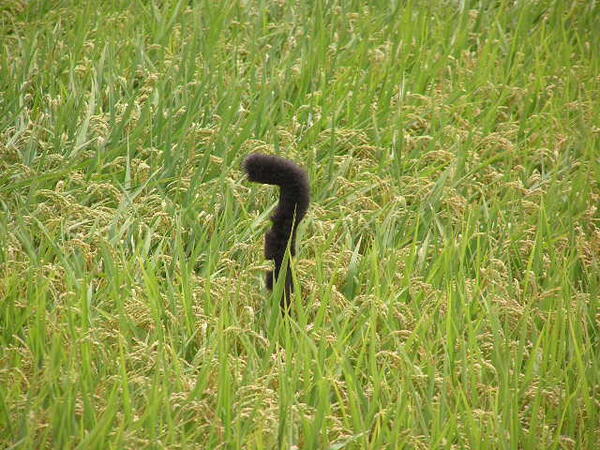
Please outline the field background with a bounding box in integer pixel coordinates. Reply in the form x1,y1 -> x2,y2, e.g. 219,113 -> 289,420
1,0 -> 599,448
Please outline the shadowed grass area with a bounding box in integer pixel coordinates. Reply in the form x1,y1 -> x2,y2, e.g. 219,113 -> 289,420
1,0 -> 599,447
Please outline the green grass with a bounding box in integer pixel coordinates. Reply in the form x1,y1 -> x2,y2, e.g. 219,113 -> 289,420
1,0 -> 599,448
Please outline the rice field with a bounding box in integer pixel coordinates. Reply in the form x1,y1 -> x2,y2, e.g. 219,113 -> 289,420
1,0 -> 599,448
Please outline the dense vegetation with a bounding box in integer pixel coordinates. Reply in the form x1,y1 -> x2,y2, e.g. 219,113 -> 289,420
1,0 -> 598,447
